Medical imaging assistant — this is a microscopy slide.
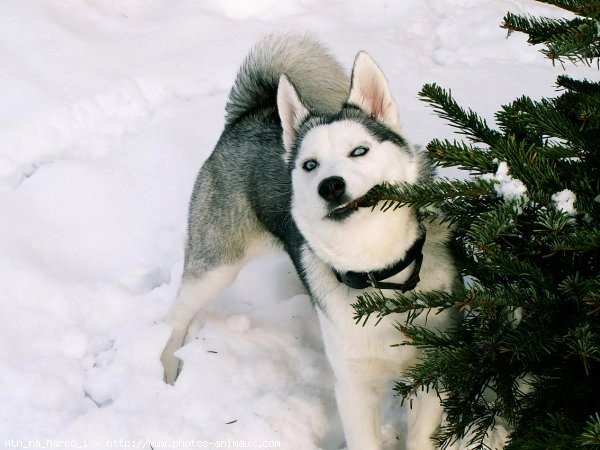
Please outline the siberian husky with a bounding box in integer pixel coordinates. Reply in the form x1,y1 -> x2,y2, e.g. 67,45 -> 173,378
161,34 -> 460,450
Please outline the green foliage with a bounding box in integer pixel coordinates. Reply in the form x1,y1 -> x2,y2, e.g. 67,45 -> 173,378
503,1 -> 600,64
419,83 -> 502,146
354,1 -> 600,448
580,413 -> 600,446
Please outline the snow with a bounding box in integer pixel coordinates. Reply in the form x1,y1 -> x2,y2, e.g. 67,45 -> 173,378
552,189 -> 577,215
483,160 -> 529,202
0,1 -> 596,449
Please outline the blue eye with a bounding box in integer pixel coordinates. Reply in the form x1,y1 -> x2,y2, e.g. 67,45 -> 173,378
350,146 -> 369,157
302,159 -> 318,171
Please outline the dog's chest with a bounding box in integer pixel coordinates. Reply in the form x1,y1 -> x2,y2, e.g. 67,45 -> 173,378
300,245 -> 421,369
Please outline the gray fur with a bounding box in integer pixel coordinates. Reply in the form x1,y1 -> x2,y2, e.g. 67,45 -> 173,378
225,33 -> 350,124
183,34 -> 351,281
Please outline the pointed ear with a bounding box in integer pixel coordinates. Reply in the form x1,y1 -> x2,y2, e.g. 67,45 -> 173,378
348,52 -> 400,132
277,75 -> 309,157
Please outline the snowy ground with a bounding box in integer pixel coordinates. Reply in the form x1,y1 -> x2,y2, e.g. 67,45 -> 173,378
1,1 -> 596,449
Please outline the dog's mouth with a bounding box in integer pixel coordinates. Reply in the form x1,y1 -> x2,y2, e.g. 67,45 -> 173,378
326,186 -> 380,221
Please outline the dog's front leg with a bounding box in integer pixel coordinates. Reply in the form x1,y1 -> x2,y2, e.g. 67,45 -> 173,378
334,371 -> 384,450
318,310 -> 387,450
405,389 -> 445,450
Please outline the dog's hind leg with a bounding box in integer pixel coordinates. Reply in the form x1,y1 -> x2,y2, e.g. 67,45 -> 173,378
161,226 -> 276,385
161,264 -> 243,385
161,164 -> 276,384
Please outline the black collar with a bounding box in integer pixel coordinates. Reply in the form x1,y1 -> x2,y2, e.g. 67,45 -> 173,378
333,229 -> 426,292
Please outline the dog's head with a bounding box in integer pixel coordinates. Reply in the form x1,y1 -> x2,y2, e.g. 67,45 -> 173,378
278,52 -> 428,269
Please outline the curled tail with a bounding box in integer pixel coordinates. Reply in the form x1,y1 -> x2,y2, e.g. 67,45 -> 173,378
225,34 -> 350,125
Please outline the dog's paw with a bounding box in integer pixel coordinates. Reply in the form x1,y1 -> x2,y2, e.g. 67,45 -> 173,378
381,424 -> 402,450
160,350 -> 181,385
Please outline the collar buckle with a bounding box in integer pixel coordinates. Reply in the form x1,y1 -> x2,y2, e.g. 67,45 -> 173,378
366,252 -> 423,292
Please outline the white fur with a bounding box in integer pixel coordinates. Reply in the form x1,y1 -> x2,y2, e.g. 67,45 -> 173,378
301,224 -> 458,450
291,120 -> 421,272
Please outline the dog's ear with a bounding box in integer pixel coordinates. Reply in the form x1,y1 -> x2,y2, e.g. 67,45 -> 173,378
278,75 -> 309,157
348,52 -> 400,132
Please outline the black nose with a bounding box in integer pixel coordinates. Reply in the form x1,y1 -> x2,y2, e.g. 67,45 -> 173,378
318,176 -> 346,202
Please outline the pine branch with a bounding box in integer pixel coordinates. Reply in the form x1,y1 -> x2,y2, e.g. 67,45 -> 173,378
497,96 -> 589,150
548,229 -> 600,252
427,139 -> 496,174
533,0 -> 586,15
578,3 -> 600,20
557,75 -> 600,95
352,3 -> 600,448
353,285 -> 542,327
508,413 -> 588,449
419,84 -> 503,146
566,323 -> 600,376
580,412 -> 600,446
352,289 -> 461,325
395,317 -> 513,450
522,0 -> 600,19
463,203 -> 521,257
502,12 -> 600,64
502,13 -> 583,44
585,278 -> 600,315
362,178 -> 498,212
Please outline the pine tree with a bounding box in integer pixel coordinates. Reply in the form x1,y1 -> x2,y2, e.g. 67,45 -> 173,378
354,1 -> 600,448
